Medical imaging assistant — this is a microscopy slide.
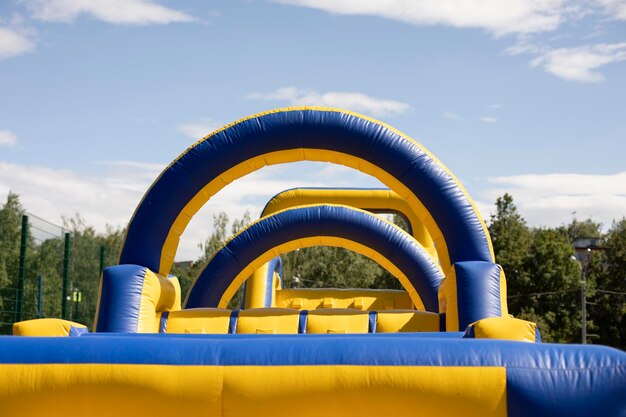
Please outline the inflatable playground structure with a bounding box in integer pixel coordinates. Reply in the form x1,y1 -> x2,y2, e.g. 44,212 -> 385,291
3,107 -> 626,416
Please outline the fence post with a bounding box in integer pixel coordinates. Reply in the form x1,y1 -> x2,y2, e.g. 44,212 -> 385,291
61,232 -> 71,320
99,246 -> 105,274
37,274 -> 43,319
16,215 -> 28,323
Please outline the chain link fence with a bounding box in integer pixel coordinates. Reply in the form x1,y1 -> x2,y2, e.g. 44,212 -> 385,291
0,211 -> 116,334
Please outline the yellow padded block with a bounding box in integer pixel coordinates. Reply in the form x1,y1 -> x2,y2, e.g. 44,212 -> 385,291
11,318 -> 87,337
164,308 -> 231,334
306,309 -> 369,334
376,310 -> 439,333
236,308 -> 300,334
275,288 -> 413,311
469,317 -> 538,342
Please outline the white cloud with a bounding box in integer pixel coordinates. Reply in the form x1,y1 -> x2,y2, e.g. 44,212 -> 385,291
480,116 -> 498,123
531,42 -> 626,82
248,87 -> 411,117
0,27 -> 35,59
442,112 -> 465,121
478,171 -> 626,228
272,0 -> 568,35
178,119 -> 223,140
0,130 -> 18,147
95,160 -> 164,172
0,161 -> 149,233
22,0 -> 194,25
0,160 -> 383,261
595,0 -> 626,19
272,1 -> 626,80
505,33 -> 541,56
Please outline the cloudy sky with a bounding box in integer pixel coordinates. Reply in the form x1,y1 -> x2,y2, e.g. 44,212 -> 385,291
1,0 -> 625,260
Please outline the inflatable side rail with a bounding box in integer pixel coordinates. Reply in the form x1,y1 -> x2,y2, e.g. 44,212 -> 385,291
244,187 -> 439,309
12,313 -> 541,342
0,335 -> 624,417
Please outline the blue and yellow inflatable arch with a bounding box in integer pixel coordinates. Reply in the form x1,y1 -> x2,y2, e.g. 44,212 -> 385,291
119,107 -> 504,330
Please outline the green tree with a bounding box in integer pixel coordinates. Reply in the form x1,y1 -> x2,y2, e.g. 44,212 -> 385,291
281,246 -> 386,289
60,214 -> 103,328
515,228 -> 581,342
280,214 -> 409,291
589,219 -> 626,349
0,192 -> 25,331
565,218 -> 602,241
488,194 -> 585,343
488,194 -> 532,314
28,238 -> 63,319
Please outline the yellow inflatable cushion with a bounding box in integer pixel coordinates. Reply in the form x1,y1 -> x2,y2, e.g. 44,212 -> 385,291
376,310 -> 440,332
12,318 -> 87,336
164,308 -> 231,334
306,309 -> 369,334
236,308 -> 301,334
466,317 -> 539,342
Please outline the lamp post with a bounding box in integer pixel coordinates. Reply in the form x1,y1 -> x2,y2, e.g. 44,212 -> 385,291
570,249 -> 590,344
580,263 -> 587,345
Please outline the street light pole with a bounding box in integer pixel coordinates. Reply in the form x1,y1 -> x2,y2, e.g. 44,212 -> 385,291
580,264 -> 587,345
570,253 -> 588,344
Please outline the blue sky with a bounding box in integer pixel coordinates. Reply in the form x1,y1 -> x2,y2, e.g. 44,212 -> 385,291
1,0 -> 625,260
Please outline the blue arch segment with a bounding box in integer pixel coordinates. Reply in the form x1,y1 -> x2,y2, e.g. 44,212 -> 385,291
186,205 -> 443,312
120,108 -> 492,273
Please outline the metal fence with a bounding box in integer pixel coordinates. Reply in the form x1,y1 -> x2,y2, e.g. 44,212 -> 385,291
0,212 -> 112,334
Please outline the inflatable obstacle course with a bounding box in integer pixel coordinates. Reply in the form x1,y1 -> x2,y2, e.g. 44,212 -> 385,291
4,107 -> 625,417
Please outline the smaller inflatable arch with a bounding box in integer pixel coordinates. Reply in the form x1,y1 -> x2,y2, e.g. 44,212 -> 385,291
185,205 -> 445,313
243,187 -> 440,309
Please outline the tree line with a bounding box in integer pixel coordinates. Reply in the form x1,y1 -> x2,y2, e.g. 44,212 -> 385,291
0,191 -> 624,348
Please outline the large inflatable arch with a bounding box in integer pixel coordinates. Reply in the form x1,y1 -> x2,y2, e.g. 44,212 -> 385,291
120,107 -> 493,274
118,107 -> 503,329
